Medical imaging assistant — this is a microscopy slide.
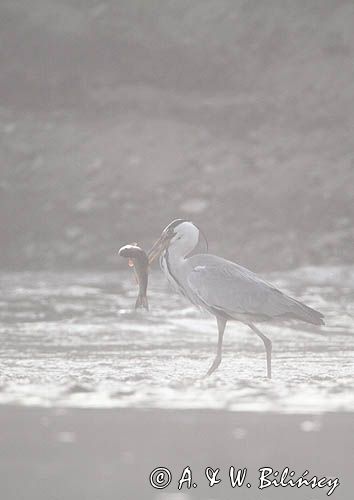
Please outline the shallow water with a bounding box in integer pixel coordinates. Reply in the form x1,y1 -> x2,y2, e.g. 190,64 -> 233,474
0,267 -> 353,412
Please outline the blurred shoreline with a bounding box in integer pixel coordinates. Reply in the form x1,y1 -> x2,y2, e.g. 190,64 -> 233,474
1,1 -> 353,272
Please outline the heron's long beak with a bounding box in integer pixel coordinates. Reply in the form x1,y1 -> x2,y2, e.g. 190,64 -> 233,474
147,233 -> 171,264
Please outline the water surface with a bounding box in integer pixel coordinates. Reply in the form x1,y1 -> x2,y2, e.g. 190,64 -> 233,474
0,267 -> 353,412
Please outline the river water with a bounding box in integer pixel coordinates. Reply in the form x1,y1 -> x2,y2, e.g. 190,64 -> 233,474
0,267 -> 353,412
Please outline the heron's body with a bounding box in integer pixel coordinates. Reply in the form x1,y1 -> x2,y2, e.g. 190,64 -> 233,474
148,219 -> 324,378
161,251 -> 323,326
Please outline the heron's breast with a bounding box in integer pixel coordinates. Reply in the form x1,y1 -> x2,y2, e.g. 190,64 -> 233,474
160,253 -> 189,298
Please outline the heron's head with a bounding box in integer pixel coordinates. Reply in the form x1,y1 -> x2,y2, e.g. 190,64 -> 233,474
148,219 -> 203,263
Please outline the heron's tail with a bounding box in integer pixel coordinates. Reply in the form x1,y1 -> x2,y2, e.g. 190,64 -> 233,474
290,298 -> 325,326
135,294 -> 149,310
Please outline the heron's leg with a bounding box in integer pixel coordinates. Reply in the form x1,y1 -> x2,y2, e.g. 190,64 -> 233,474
205,316 -> 227,377
248,323 -> 272,379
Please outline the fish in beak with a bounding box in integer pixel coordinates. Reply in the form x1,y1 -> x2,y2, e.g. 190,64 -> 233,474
118,243 -> 149,310
147,230 -> 174,264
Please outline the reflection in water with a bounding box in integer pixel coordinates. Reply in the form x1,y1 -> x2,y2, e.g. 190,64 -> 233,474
0,267 -> 353,412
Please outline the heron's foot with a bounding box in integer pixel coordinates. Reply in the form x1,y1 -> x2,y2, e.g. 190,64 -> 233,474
203,355 -> 221,378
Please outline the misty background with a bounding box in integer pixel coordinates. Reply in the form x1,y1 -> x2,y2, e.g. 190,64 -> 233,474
1,0 -> 353,272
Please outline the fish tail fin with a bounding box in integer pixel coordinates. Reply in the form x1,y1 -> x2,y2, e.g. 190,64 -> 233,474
142,295 -> 149,310
135,294 -> 149,310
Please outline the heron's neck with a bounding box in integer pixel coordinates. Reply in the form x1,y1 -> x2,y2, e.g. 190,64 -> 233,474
164,246 -> 184,268
160,247 -> 189,298
167,237 -> 197,261
161,246 -> 187,279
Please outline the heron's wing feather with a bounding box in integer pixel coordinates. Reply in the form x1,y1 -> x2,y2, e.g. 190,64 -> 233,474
188,264 -> 279,318
187,259 -> 324,324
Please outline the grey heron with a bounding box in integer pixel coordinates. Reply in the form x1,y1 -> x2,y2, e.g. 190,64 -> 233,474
148,219 -> 324,379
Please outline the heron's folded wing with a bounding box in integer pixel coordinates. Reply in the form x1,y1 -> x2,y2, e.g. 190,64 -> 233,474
187,263 -> 295,320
